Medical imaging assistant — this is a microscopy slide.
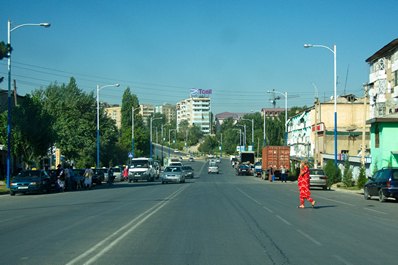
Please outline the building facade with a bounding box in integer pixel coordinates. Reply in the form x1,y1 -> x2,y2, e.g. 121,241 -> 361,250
155,103 -> 176,124
105,106 -> 122,129
140,104 -> 155,126
366,38 -> 398,171
366,38 -> 398,119
287,96 -> 370,175
176,97 -> 211,134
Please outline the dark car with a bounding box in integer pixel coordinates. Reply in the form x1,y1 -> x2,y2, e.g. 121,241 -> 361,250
182,165 -> 194,179
92,169 -> 105,185
236,164 -> 252,176
10,169 -> 55,196
364,168 -> 398,202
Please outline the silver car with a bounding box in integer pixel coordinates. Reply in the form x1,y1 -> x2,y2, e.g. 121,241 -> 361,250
309,168 -> 328,190
208,162 -> 219,174
160,166 -> 186,184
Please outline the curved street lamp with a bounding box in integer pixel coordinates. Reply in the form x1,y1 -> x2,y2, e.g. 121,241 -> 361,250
6,20 -> 51,188
304,43 -> 337,165
96,83 -> 120,168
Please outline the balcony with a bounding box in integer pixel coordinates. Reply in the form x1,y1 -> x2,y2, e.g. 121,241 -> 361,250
369,70 -> 386,83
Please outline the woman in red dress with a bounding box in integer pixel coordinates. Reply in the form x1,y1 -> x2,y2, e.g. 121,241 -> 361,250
298,160 -> 316,208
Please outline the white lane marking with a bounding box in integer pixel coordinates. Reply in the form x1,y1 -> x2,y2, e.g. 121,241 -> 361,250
262,205 -> 274,213
316,196 -> 355,206
296,229 -> 322,246
332,254 -> 354,265
363,207 -> 387,215
236,188 -> 262,205
275,215 -> 291,226
66,185 -> 188,265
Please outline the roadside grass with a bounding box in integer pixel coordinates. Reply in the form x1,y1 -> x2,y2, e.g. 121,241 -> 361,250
0,183 -> 9,194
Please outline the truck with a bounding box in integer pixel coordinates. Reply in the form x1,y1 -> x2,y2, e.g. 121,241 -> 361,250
262,146 -> 290,180
239,151 -> 255,164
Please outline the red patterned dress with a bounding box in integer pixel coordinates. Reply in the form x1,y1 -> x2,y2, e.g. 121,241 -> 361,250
298,164 -> 314,207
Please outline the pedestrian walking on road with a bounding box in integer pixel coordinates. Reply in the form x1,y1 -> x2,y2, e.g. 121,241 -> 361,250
123,166 -> 129,181
83,165 -> 93,189
297,160 -> 315,208
56,164 -> 65,192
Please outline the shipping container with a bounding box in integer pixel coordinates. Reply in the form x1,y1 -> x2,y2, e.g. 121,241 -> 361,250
262,146 -> 290,171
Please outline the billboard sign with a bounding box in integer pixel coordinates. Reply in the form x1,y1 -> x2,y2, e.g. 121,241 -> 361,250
190,88 -> 212,98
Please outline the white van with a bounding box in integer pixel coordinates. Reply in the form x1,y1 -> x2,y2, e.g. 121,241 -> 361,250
128,158 -> 156,182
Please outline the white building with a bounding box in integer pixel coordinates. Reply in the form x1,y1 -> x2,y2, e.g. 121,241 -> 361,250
176,96 -> 211,134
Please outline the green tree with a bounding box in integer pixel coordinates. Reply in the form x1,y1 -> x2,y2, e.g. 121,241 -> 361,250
120,88 -> 148,158
323,160 -> 342,188
198,135 -> 218,154
342,159 -> 353,187
0,41 -> 12,83
12,95 -> 55,168
357,166 -> 367,189
33,77 -> 117,168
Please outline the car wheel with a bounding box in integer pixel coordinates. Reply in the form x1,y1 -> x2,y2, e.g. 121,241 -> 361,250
10,191 -> 15,196
363,187 -> 370,200
161,181 -> 164,184
322,186 -> 327,190
379,189 -> 387,202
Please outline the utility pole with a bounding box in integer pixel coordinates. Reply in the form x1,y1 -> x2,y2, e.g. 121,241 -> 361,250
314,97 -> 319,168
361,84 -> 368,166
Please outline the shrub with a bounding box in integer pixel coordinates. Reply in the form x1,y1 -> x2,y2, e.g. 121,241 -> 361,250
356,166 -> 367,189
324,160 -> 341,188
342,159 -> 353,187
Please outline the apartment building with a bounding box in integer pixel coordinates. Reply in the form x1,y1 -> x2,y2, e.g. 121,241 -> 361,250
365,38 -> 398,170
155,103 -> 176,124
140,104 -> 155,126
366,38 -> 398,118
287,95 -> 370,168
105,106 -> 122,129
176,97 -> 211,134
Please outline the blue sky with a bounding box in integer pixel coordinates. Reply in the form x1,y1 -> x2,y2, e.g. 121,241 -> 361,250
1,0 -> 397,114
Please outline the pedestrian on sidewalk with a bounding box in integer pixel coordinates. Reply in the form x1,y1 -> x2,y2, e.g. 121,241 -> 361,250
297,160 -> 315,208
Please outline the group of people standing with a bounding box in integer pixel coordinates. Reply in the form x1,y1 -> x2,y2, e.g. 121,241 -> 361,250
55,164 -> 96,191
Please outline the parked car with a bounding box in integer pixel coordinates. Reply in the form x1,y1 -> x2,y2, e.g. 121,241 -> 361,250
10,169 -> 55,196
112,167 -> 123,182
182,165 -> 194,179
92,169 -> 105,185
236,164 -> 252,176
364,168 -> 398,202
188,157 -> 195,162
128,157 -> 157,182
309,168 -> 328,190
208,161 -> 219,174
160,166 -> 185,184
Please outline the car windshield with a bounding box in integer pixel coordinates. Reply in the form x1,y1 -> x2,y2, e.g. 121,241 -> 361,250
310,169 -> 324,175
131,160 -> 149,168
392,170 -> 398,180
165,167 -> 181,172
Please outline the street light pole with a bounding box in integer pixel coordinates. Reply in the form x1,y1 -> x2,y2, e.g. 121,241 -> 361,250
96,83 -> 120,168
6,20 -> 50,188
304,43 -> 337,165
150,117 -> 162,159
241,118 -> 254,151
267,90 -> 288,145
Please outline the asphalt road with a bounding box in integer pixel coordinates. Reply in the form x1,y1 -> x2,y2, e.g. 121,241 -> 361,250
1,159 -> 397,265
